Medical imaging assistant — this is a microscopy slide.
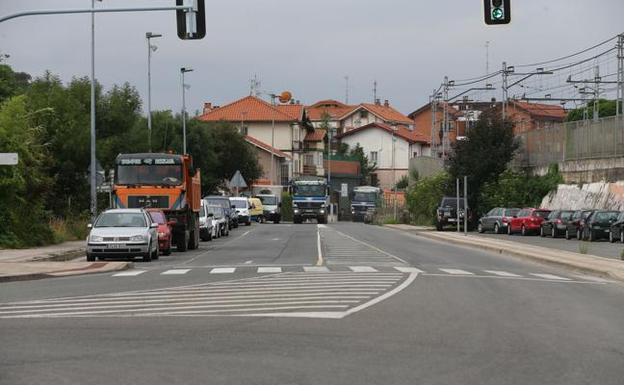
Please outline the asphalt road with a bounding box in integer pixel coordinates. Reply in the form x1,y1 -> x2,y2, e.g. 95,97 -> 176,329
471,228 -> 624,260
1,222 -> 624,385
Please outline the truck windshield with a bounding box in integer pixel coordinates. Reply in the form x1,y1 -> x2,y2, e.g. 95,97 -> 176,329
353,192 -> 377,202
116,165 -> 182,186
258,196 -> 277,205
294,184 -> 326,196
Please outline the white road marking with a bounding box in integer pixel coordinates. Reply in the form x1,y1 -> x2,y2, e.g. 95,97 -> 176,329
161,269 -> 191,275
394,267 -> 425,274
530,273 -> 571,281
483,270 -> 522,277
303,266 -> 330,272
439,268 -> 474,275
244,260 -> 253,264
348,266 -> 378,273
112,270 -> 146,277
316,225 -> 324,266
210,268 -> 236,274
572,274 -> 614,283
257,267 -> 282,273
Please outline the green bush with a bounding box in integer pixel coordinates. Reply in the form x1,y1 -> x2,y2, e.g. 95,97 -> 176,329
406,172 -> 451,225
281,192 -> 293,222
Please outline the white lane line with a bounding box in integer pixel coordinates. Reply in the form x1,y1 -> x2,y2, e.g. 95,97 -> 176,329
161,269 -> 191,275
394,267 -> 425,274
483,270 -> 522,277
257,267 -> 282,273
304,266 -> 330,272
439,268 -> 474,275
112,270 -> 146,277
333,230 -> 409,265
316,225 -> 324,266
210,268 -> 236,274
244,261 -> 253,264
572,274 -> 614,283
530,273 -> 571,281
348,266 -> 378,273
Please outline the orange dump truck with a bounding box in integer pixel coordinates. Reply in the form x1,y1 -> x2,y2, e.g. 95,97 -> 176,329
113,153 -> 201,251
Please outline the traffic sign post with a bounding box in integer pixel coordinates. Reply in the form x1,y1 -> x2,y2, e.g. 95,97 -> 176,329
0,153 -> 18,165
229,170 -> 247,197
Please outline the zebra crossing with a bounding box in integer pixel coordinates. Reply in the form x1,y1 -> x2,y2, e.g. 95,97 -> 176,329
0,271 -> 416,319
319,227 -> 408,267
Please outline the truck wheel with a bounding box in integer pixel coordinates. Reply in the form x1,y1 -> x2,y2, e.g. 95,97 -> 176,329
294,216 -> 302,224
188,220 -> 200,250
177,231 -> 188,252
87,253 -> 95,262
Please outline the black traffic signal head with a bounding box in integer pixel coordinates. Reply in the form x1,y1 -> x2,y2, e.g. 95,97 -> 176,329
176,0 -> 206,40
484,0 -> 511,25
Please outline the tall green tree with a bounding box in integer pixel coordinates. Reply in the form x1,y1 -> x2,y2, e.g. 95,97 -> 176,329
566,99 -> 620,121
349,143 -> 377,186
447,110 -> 519,214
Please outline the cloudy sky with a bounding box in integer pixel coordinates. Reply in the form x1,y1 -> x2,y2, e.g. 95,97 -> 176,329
1,1 -> 622,115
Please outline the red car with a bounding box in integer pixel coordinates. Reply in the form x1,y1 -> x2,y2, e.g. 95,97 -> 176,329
147,209 -> 173,255
507,208 -> 551,236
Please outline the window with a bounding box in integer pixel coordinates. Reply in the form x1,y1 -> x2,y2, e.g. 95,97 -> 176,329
370,151 -> 378,163
360,110 -> 368,119
281,163 -> 290,186
304,154 -> 314,166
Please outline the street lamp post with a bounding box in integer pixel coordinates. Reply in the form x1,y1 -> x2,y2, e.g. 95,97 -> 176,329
146,32 -> 162,153
180,67 -> 193,154
391,124 -> 398,222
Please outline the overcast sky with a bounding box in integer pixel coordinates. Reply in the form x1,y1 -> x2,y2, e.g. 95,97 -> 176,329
1,1 -> 622,115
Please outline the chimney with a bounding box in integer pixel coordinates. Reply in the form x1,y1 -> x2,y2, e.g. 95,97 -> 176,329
384,99 -> 389,107
375,99 -> 381,105
203,102 -> 213,115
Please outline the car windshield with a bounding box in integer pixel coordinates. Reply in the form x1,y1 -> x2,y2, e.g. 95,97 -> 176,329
148,211 -> 166,224
293,184 -> 326,197
595,211 -> 619,221
115,164 -> 182,186
95,212 -> 146,228
207,206 -> 222,218
258,196 -> 277,205
230,199 -> 248,209
533,210 -> 550,218
504,208 -> 520,217
441,198 -> 465,209
353,192 -> 377,203
207,198 -> 228,208
560,211 -> 574,220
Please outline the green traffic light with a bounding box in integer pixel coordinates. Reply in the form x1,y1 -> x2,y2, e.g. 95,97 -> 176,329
491,7 -> 504,20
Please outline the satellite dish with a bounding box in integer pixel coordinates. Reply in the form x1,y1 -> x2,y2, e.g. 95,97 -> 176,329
278,91 -> 292,104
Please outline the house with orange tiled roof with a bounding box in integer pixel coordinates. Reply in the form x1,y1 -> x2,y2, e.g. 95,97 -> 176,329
198,95 -> 322,187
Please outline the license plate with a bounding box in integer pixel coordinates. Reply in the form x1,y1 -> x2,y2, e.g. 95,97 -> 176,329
108,244 -> 124,249
604,229 -> 610,233
448,218 -> 456,222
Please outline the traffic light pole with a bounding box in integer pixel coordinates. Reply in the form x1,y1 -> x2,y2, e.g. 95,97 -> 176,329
0,5 -> 194,23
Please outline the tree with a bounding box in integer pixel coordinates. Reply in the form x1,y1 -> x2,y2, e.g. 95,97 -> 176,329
0,64 -> 31,103
406,172 -> 451,225
349,143 -> 377,186
566,99 -> 620,122
447,110 -> 519,214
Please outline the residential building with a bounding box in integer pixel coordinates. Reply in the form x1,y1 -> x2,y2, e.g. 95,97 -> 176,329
197,96 -> 321,187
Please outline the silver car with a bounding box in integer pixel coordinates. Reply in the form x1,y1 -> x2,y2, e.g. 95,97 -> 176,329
87,208 -> 159,262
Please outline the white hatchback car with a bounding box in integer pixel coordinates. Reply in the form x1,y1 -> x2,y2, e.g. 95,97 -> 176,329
87,208 -> 159,262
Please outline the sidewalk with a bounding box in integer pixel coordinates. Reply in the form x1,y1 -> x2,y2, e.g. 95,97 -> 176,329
385,224 -> 624,282
0,241 -> 131,282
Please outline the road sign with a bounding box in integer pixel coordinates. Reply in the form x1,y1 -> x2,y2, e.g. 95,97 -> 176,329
229,170 -> 247,188
341,183 -> 348,198
0,152 -> 18,165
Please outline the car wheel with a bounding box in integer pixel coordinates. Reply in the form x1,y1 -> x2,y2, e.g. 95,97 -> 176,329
152,243 -> 159,260
521,225 -> 527,236
540,226 -> 545,237
576,229 -> 582,240
620,230 -> 624,243
609,231 -> 615,243
143,248 -> 152,262
588,230 -> 595,242
565,229 -> 571,240
552,227 -> 557,238
507,224 -> 512,235
164,246 -> 172,256
494,223 -> 500,234
87,253 -> 95,262
477,223 -> 484,233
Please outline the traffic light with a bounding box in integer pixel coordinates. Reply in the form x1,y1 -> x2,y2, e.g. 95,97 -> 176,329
484,0 -> 511,25
176,0 -> 206,40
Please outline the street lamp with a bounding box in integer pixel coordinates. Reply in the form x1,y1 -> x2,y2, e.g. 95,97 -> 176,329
391,124 -> 398,222
90,0 -> 102,220
146,32 -> 162,153
180,67 -> 193,154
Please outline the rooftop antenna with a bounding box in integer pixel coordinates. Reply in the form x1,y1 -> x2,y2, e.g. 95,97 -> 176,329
373,80 -> 378,103
250,74 -> 261,97
344,75 -> 349,104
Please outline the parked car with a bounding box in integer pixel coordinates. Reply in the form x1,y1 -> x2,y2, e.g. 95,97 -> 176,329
436,196 -> 471,231
198,200 -> 214,242
507,208 -> 551,236
87,208 -> 159,262
540,210 -> 574,238
205,195 -> 237,229
581,210 -> 620,241
211,205 -> 229,237
564,209 -> 595,240
146,208 -> 173,255
477,207 -> 520,234
256,194 -> 281,223
230,197 -> 252,226
249,197 -> 265,223
608,211 -> 624,243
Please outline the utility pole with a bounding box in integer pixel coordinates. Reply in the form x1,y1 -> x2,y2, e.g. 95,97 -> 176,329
485,41 -> 490,75
463,176 -> 468,236
442,76 -> 450,160
180,67 -> 193,154
146,31 -> 162,153
89,0 -> 97,220
502,61 -> 508,120
430,92 -> 437,156
593,66 -> 600,122
618,34 -> 624,118
344,75 -> 349,104
270,94 -> 277,185
456,178 -> 460,234
373,80 -> 377,103
392,126 -> 398,222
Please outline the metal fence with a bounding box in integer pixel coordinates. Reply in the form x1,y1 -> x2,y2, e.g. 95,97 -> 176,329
513,116 -> 624,168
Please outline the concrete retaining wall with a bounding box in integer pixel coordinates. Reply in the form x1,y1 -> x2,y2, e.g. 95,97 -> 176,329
533,157 -> 624,184
540,181 -> 624,210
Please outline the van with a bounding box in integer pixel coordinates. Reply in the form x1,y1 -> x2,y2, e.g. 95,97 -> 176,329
249,198 -> 264,223
230,197 -> 252,226
256,194 -> 281,224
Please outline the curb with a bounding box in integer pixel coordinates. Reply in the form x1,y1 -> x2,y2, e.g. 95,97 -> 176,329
385,225 -> 624,282
0,261 -> 133,283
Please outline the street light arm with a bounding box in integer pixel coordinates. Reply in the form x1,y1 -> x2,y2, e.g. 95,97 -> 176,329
448,87 -> 496,102
508,71 -> 553,89
0,5 -> 192,23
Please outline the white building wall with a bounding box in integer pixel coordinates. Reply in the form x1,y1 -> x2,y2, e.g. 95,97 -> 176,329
246,122 -> 298,151
340,128 -> 410,169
